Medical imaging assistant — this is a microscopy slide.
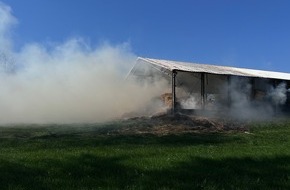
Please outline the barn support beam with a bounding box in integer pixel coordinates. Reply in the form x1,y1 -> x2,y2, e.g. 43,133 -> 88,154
273,79 -> 279,115
201,73 -> 205,109
250,78 -> 255,101
227,76 -> 231,108
172,70 -> 177,114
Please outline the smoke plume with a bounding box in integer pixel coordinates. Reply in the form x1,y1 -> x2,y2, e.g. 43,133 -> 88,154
228,78 -> 289,120
267,83 -> 288,105
0,2 -> 167,124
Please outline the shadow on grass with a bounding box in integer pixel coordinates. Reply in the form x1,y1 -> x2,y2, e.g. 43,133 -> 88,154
0,154 -> 137,190
0,159 -> 48,189
0,154 -> 289,189
145,156 -> 290,189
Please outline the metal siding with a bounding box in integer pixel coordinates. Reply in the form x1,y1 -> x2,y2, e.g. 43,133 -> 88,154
137,57 -> 290,81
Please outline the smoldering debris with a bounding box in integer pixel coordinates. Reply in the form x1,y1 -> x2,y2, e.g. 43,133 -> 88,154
111,113 -> 248,136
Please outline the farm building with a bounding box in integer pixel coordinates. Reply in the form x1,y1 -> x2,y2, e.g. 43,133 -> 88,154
128,57 -> 290,117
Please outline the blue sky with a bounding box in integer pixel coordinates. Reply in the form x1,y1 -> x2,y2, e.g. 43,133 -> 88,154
2,0 -> 290,72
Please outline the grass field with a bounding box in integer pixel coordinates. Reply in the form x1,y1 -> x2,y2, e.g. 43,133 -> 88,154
0,120 -> 290,189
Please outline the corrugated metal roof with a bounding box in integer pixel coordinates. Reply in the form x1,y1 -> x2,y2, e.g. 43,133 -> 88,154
137,57 -> 290,81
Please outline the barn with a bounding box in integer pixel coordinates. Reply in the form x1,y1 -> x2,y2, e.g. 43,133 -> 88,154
128,57 -> 290,117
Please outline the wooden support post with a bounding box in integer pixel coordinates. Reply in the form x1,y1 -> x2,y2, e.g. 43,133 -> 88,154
172,70 -> 177,114
201,73 -> 205,109
250,78 -> 255,101
227,76 -> 231,108
273,79 -> 279,115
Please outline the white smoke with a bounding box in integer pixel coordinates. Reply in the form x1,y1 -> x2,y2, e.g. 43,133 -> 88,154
0,1 -> 16,72
180,95 -> 198,109
0,1 -> 16,51
225,77 -> 263,120
0,2 -> 168,124
227,78 -> 288,120
267,82 -> 287,105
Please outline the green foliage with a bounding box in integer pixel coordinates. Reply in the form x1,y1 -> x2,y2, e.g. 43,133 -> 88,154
0,121 -> 290,189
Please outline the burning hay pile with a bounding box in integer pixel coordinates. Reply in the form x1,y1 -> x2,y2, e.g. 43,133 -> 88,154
117,92 -> 249,136
110,113 -> 248,136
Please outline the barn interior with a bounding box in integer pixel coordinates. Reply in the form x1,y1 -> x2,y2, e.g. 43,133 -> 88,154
128,57 -> 290,118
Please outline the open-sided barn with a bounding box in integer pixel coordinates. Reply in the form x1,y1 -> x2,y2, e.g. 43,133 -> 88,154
128,57 -> 290,117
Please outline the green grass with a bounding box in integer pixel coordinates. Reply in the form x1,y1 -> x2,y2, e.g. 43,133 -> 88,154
0,121 -> 290,189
